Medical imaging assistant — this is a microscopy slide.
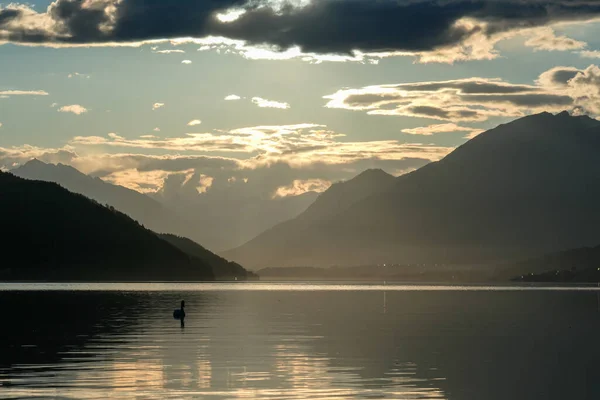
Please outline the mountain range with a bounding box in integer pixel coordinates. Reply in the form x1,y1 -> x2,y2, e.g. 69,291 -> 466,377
12,160 -> 316,251
224,111 -> 600,269
0,171 -> 254,281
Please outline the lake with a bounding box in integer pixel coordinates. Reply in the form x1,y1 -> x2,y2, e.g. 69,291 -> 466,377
1,282 -> 600,399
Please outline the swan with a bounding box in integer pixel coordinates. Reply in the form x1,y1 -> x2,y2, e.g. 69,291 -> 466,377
173,300 -> 186,319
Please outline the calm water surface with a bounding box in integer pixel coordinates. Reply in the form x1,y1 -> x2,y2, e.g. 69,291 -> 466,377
1,282 -> 600,399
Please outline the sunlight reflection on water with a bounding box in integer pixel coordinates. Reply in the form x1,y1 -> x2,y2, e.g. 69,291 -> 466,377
1,283 -> 600,399
2,282 -> 600,292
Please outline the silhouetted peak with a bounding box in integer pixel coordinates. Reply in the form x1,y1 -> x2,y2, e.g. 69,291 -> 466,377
349,168 -> 393,184
22,158 -> 47,168
356,168 -> 390,178
556,110 -> 571,118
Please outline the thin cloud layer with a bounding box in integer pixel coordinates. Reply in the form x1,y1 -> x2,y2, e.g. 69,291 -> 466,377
274,179 -> 332,198
0,90 -> 48,97
2,1 -> 600,62
402,123 -> 483,137
152,102 -> 165,110
187,119 -> 202,126
69,123 -> 452,168
324,65 -> 600,122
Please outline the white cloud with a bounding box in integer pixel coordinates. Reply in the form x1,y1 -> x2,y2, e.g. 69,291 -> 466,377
524,27 -> 587,52
251,97 -> 290,109
68,72 -> 90,79
216,8 -> 246,23
225,94 -> 242,101
0,122 -> 3,129
153,49 -> 185,54
274,179 -> 332,198
0,90 -> 48,96
187,119 -> 202,126
50,102 -> 58,108
140,134 -> 158,139
108,132 -> 124,140
581,50 -> 600,59
58,104 -> 88,115
402,123 -> 484,137
153,127 -> 161,132
152,103 -> 165,110
181,60 -> 192,64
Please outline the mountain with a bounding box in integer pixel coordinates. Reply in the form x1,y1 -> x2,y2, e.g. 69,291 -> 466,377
13,159 -> 317,251
295,169 -> 396,223
159,234 -> 258,280
153,186 -> 318,251
225,111 -> 600,269
504,244 -> 600,282
12,159 -> 193,240
0,171 -> 214,281
222,168 -> 398,268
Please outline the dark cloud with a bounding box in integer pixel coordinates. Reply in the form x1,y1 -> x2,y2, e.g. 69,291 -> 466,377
3,0 -> 600,54
398,81 -> 538,94
0,9 -> 19,25
551,69 -> 582,85
462,93 -> 574,106
407,105 -> 480,120
344,93 -> 405,106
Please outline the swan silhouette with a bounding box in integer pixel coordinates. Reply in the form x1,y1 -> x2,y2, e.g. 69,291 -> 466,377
173,300 -> 186,320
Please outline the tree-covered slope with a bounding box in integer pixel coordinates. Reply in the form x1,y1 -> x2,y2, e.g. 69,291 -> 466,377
0,172 -> 213,281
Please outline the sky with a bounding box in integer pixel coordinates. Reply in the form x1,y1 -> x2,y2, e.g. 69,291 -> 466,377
2,0 -> 600,200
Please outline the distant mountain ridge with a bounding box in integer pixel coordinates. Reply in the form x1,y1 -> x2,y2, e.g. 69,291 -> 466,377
12,159 -> 191,240
504,244 -> 600,282
0,171 -> 214,281
225,111 -> 600,269
296,168 -> 396,223
12,159 -> 317,251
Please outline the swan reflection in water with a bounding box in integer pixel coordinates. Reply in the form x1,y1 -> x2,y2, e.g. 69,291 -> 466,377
173,300 -> 185,328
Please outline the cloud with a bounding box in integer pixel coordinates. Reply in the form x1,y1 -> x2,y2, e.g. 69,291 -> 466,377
274,179 -> 331,198
187,119 -> 202,126
108,132 -> 124,140
0,145 -> 78,170
565,65 -> 600,114
580,50 -> 600,59
152,49 -> 185,54
68,123 -> 451,168
251,97 -> 290,109
0,144 -> 434,208
402,123 -> 483,137
225,94 -> 241,101
58,104 -> 88,115
0,122 -> 3,128
536,66 -> 582,88
153,127 -> 161,132
140,134 -> 157,139
324,66 -> 600,122
524,27 -> 587,52
152,102 -> 165,110
181,59 -> 192,64
0,90 -> 48,97
2,1 -> 600,63
68,72 -> 90,79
